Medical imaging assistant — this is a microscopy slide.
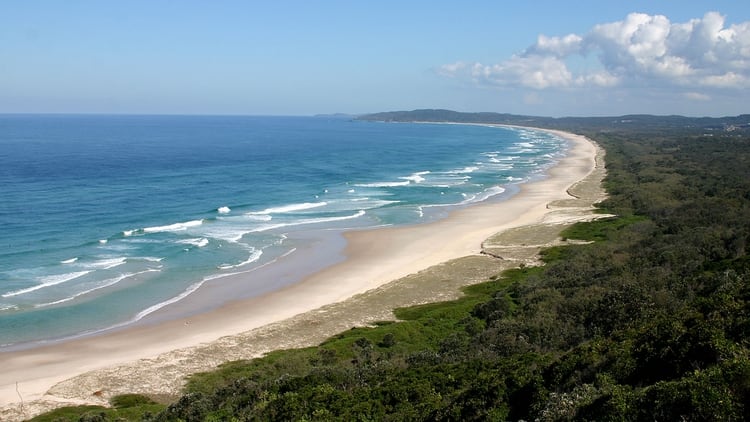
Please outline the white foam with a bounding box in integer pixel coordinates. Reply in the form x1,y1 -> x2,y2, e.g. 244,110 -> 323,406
217,249 -> 263,270
34,269 -> 160,308
132,280 -> 206,322
461,193 -> 477,203
217,215 -> 273,238
210,231 -> 247,243
177,238 -> 209,248
486,163 -> 513,170
470,186 -> 506,203
427,173 -> 471,187
248,202 -> 328,215
354,181 -> 411,188
357,199 -> 400,209
447,166 -> 479,174
321,198 -> 400,213
300,209 -> 367,224
132,256 -> 164,262
217,206 -> 231,214
99,239 -> 108,244
242,214 -> 273,221
60,257 -> 78,264
399,171 -> 430,184
251,210 -> 367,233
124,220 -> 204,237
421,185 -> 507,211
88,257 -> 127,270
2,271 -> 92,298
97,244 -> 138,255
206,247 -> 297,281
121,238 -> 162,244
142,219 -> 204,234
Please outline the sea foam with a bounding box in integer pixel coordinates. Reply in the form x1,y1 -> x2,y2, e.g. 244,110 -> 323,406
251,210 -> 367,233
177,238 -> 209,248
123,220 -> 204,236
354,181 -> 411,188
132,279 -> 206,323
217,249 -> 263,270
2,271 -> 92,298
398,171 -> 430,184
142,219 -> 204,234
34,269 -> 160,308
249,202 -> 328,215
447,166 -> 480,174
87,257 -> 127,269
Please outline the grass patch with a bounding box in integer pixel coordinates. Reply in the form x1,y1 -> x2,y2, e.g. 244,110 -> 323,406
183,266 -> 531,397
560,215 -> 647,242
29,395 -> 164,421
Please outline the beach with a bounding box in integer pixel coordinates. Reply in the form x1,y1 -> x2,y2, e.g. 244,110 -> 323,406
0,127 -> 606,421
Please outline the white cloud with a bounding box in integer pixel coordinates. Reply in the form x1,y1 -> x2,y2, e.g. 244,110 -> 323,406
440,12 -> 750,91
527,34 -> 583,57
437,61 -> 468,77
575,70 -> 620,87
470,56 -> 574,89
701,71 -> 748,87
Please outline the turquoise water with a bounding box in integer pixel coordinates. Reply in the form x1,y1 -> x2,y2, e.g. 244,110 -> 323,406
0,115 -> 566,348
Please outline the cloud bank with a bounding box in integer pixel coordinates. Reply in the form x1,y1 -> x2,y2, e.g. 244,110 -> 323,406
439,12 -> 750,92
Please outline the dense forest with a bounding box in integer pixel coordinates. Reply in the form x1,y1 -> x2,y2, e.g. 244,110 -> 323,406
34,112 -> 750,421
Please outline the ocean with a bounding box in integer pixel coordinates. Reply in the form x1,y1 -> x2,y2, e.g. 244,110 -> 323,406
0,114 -> 567,349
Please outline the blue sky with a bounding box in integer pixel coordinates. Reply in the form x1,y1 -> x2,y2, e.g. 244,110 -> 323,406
1,1 -> 748,116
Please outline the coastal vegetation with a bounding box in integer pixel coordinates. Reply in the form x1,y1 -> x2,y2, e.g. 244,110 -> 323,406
32,112 -> 750,421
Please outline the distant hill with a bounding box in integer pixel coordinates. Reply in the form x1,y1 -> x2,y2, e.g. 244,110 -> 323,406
357,109 -> 750,133
313,113 -> 358,119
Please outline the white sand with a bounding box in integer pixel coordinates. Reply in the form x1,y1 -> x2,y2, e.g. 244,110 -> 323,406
0,127 -> 600,420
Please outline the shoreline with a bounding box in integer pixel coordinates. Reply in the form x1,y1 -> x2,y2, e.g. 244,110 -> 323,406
0,126 -> 605,420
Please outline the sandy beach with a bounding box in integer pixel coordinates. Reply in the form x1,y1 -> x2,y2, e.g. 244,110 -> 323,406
0,127 -> 606,421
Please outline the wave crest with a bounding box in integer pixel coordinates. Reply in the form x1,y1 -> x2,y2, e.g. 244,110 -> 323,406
2,271 -> 92,298
248,202 -> 328,215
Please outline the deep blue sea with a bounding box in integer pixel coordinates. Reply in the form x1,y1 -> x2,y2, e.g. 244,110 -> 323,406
0,115 -> 566,348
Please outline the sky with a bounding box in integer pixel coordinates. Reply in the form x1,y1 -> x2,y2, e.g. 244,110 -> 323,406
1,1 -> 749,117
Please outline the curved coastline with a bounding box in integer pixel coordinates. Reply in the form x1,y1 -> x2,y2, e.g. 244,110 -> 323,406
0,126 -> 604,420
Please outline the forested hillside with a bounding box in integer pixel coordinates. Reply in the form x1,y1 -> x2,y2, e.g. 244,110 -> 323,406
34,116 -> 750,421
358,109 -> 750,134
